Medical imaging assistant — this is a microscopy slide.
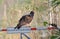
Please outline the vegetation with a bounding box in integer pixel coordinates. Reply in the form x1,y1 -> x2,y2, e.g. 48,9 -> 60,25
0,0 -> 60,39
50,31 -> 60,39
50,0 -> 60,39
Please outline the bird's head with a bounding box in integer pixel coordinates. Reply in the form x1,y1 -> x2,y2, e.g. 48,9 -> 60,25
30,11 -> 34,17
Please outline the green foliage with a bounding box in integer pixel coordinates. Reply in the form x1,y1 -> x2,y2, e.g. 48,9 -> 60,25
52,0 -> 57,4
51,0 -> 60,8
55,31 -> 60,35
43,21 -> 48,26
25,0 -> 31,4
50,36 -> 58,39
50,31 -> 60,39
0,0 -> 3,4
35,5 -> 47,12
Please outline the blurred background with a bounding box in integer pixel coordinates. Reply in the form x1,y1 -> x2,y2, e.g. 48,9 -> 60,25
0,0 -> 60,39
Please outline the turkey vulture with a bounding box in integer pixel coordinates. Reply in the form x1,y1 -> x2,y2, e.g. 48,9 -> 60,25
14,11 -> 34,29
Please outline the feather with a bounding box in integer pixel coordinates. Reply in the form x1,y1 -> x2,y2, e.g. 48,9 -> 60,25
14,11 -> 34,29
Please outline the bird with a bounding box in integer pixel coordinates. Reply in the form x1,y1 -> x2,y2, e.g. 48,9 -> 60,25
49,23 -> 60,31
14,11 -> 34,29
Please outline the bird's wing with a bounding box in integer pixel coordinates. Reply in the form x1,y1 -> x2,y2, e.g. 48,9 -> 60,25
25,15 -> 33,23
15,15 -> 27,29
19,14 -> 33,25
19,15 -> 26,22
18,15 -> 28,26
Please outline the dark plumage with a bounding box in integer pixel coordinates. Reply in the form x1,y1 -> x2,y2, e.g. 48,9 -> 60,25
14,11 -> 34,29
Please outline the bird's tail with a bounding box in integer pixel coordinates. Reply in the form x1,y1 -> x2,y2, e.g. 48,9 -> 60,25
14,24 -> 22,29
